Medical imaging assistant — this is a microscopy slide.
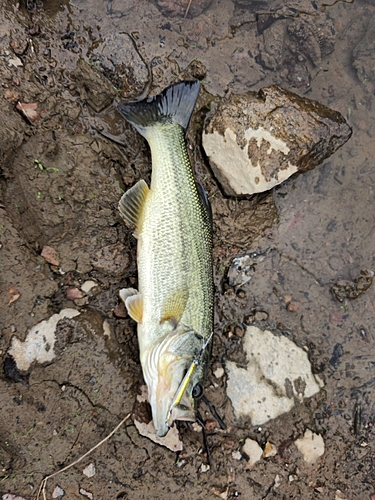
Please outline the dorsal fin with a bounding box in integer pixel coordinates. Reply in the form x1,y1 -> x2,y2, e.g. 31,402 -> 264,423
160,289 -> 189,328
118,179 -> 150,229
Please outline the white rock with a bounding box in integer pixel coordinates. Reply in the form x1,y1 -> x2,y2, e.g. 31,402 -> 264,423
226,326 -> 321,425
79,489 -> 93,500
52,485 -> 65,498
294,429 -> 325,465
213,366 -> 225,379
102,320 -> 111,338
82,462 -> 96,478
8,56 -> 23,68
242,438 -> 263,467
232,450 -> 242,460
81,280 -> 98,294
274,474 -> 282,488
199,463 -> 210,473
203,127 -> 297,196
8,309 -> 80,371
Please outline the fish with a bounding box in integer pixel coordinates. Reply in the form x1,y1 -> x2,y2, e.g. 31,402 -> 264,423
117,80 -> 214,437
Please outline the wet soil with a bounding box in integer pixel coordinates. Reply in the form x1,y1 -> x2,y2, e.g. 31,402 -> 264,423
1,0 -> 375,499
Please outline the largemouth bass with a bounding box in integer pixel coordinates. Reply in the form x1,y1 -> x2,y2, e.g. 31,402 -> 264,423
117,80 -> 214,437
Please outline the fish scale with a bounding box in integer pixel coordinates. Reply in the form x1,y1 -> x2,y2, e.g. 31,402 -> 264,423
142,125 -> 212,335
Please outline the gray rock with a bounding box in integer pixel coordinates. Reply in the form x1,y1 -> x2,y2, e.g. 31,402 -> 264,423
203,86 -> 352,196
226,326 -> 322,425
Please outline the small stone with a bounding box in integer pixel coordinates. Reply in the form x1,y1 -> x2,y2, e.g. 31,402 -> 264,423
232,450 -> 242,460
191,422 -> 202,433
287,301 -> 300,312
242,438 -> 263,468
66,287 -> 84,300
8,56 -> 23,67
102,320 -> 111,338
199,463 -> 210,473
74,297 -> 89,307
2,495 -> 27,500
52,485 -> 65,498
79,489 -> 93,500
82,462 -> 96,478
254,311 -> 268,321
113,301 -> 127,318
81,280 -> 98,294
41,245 -> 60,266
213,366 -> 225,378
274,474 -> 282,488
263,441 -> 277,458
294,429 -> 324,465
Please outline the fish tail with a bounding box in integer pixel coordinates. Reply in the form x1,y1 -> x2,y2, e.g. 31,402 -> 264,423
117,80 -> 200,138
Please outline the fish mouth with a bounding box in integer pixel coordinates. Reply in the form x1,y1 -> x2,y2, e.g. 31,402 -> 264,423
154,379 -> 196,438
147,356 -> 196,437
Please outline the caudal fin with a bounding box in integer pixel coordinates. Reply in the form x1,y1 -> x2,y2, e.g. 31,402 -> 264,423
117,80 -> 200,138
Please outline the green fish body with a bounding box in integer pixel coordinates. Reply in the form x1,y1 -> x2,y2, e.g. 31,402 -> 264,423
118,81 -> 214,437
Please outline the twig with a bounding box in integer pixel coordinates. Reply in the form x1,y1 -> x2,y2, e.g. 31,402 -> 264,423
35,413 -> 131,500
184,0 -> 193,18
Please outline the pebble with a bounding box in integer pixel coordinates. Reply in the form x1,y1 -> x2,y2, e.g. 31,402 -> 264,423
52,485 -> 65,498
102,320 -> 111,338
294,429 -> 325,465
81,280 -> 98,294
82,462 -> 96,478
263,441 -> 277,458
79,489 -> 93,500
232,450 -> 242,460
242,438 -> 263,468
199,463 -> 210,473
213,366 -> 225,379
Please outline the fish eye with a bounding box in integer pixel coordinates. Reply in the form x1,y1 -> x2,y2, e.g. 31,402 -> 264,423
192,383 -> 203,399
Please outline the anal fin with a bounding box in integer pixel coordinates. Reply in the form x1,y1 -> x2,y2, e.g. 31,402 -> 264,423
118,179 -> 150,230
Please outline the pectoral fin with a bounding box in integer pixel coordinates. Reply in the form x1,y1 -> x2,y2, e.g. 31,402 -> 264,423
119,288 -> 143,323
118,179 -> 150,230
160,289 -> 189,327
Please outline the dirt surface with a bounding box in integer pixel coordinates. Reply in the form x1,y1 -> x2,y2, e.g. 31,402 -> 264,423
1,0 -> 375,499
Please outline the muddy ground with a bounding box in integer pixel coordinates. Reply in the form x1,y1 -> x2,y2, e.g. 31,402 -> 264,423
1,0 -> 375,499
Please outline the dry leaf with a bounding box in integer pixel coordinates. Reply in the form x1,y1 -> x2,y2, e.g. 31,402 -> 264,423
16,101 -> 41,123
8,285 -> 21,305
41,245 -> 60,266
